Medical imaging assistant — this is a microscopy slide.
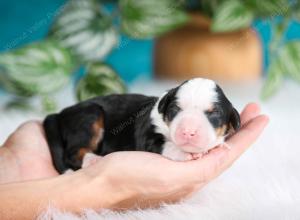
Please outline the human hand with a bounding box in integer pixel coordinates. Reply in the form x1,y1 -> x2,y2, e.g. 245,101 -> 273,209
0,121 -> 59,183
81,103 -> 269,209
0,103 -> 268,211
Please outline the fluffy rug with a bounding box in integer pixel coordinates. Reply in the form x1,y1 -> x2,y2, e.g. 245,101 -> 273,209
1,79 -> 299,220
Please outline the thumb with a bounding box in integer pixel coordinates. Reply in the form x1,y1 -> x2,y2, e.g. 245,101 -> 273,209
175,114 -> 269,183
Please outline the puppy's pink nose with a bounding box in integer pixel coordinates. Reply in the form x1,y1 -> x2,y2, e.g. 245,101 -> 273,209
181,128 -> 198,139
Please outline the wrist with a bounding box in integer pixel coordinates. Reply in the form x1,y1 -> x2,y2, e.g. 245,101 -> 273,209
52,167 -> 132,212
84,166 -> 134,210
0,146 -> 20,183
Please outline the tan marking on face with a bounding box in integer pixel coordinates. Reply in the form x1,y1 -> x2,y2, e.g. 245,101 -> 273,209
90,116 -> 104,151
228,123 -> 236,135
215,124 -> 228,137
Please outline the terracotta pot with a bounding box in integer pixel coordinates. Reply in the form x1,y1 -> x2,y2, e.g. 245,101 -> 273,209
154,14 -> 262,82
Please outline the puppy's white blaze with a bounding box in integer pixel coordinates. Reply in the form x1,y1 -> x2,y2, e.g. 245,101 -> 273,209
177,78 -> 217,110
150,96 -> 170,138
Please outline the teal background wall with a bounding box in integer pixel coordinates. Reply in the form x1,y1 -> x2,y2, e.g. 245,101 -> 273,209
0,0 -> 300,83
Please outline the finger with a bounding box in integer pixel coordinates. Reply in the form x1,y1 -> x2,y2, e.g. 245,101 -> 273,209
177,115 -> 269,182
225,115 -> 269,163
3,121 -> 44,147
3,120 -> 51,160
240,103 -> 261,126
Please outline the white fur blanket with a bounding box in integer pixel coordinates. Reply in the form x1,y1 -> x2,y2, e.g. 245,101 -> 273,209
1,79 -> 299,220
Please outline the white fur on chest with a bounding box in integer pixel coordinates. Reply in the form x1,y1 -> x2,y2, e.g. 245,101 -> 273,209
161,141 -> 190,161
161,137 -> 225,161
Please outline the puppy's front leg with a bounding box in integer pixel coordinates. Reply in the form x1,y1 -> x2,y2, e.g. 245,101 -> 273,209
82,153 -> 103,168
162,142 -> 194,161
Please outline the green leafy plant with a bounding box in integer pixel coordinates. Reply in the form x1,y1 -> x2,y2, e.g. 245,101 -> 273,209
0,40 -> 74,111
76,62 -> 126,101
200,0 -> 300,99
49,0 -> 118,63
119,0 -> 188,38
0,0 -> 188,112
211,0 -> 254,32
0,0 -> 299,111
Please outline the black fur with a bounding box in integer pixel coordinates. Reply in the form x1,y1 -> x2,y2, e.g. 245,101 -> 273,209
205,85 -> 240,133
44,102 -> 104,172
44,114 -> 67,173
91,94 -> 162,155
44,94 -> 164,173
44,84 -> 240,173
158,87 -> 181,122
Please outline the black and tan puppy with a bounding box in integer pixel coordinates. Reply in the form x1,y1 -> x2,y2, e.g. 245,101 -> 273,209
44,78 -> 240,173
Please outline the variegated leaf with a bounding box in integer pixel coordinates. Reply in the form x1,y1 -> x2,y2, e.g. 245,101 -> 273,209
261,61 -> 283,100
200,0 -> 225,16
245,0 -> 291,17
262,41 -> 300,100
0,40 -> 74,97
293,1 -> 300,20
211,0 -> 254,32
49,0 -> 118,63
277,41 -> 300,83
119,0 -> 189,39
76,62 -> 126,101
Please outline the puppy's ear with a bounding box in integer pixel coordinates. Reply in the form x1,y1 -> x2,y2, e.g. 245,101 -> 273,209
229,108 -> 241,131
158,88 -> 177,115
44,114 -> 67,173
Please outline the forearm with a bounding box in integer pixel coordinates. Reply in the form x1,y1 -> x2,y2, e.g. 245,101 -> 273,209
0,147 -> 20,183
0,170 -> 121,220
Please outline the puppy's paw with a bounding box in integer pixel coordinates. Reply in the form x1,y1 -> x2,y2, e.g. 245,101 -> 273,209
185,153 -> 194,161
185,153 -> 203,161
82,153 -> 102,168
191,153 -> 204,160
64,169 -> 75,175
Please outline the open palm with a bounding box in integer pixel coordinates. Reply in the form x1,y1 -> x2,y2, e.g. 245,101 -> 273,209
1,103 -> 266,187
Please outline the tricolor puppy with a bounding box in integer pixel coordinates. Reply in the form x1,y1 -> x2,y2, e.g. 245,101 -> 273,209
44,78 -> 240,173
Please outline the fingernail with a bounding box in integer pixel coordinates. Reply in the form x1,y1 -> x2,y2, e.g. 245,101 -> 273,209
262,115 -> 270,124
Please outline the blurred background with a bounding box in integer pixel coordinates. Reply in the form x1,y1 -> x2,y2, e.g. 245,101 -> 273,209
0,0 -> 300,142
1,2 -> 300,217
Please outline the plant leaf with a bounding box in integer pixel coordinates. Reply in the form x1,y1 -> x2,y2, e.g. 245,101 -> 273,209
119,0 -> 189,39
262,41 -> 300,100
211,0 -> 254,32
0,40 -> 74,97
261,61 -> 283,100
245,0 -> 291,17
293,1 -> 300,20
41,96 -> 57,113
4,98 -> 33,111
49,0 -> 118,63
200,0 -> 223,17
76,62 -> 127,101
277,41 -> 300,83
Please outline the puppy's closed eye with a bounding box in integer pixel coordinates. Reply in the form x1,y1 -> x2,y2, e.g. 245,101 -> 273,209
206,108 -> 221,116
166,104 -> 181,122
205,108 -> 224,128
